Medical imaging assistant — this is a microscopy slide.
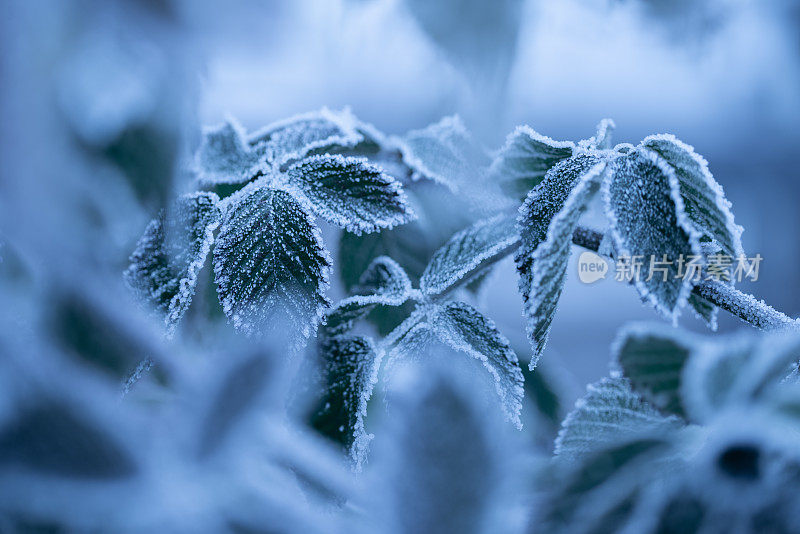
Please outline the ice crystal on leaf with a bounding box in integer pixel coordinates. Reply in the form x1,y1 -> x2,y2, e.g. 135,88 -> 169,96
284,154 -> 415,235
419,213 -> 519,296
385,302 -> 524,428
541,324 -> 800,534
396,115 -> 490,192
124,191 -> 221,335
489,125 -> 575,199
213,186 -> 331,340
516,154 -> 606,366
554,377 -> 681,461
311,335 -> 381,470
325,256 -> 413,336
604,149 -> 702,321
195,119 -> 263,186
641,134 -> 744,259
248,107 -> 365,167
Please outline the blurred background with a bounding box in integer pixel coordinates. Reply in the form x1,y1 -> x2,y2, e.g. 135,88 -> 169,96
3,0 -> 800,425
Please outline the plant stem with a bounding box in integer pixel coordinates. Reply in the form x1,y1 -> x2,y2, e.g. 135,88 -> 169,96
571,226 -> 797,331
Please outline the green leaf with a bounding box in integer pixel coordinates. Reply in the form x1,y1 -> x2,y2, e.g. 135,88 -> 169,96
311,335 -> 381,469
194,119 -> 263,186
420,213 -> 518,296
515,154 -> 606,367
125,192 -> 221,335
604,149 -> 702,320
325,256 -> 413,336
396,115 -> 490,191
385,302 -> 524,428
284,154 -> 415,234
489,125 -> 574,199
613,323 -> 695,418
682,332 -> 800,422
248,107 -> 364,166
641,134 -> 744,259
555,378 -> 682,461
213,186 -> 331,340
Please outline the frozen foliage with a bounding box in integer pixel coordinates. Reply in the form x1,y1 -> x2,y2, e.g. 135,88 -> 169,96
325,256 -> 413,336
194,119 -> 263,185
420,213 -> 519,296
613,323 -> 695,417
195,108 -> 366,186
538,324 -> 800,534
214,186 -> 331,340
284,154 -> 414,234
615,322 -> 800,423
603,149 -> 702,320
128,110 -> 416,341
248,107 -> 365,167
554,377 -> 681,461
516,155 -> 607,367
490,126 -> 575,199
641,134 -> 744,259
385,302 -> 524,427
125,192 -> 221,335
311,335 -> 381,469
396,115 -> 490,192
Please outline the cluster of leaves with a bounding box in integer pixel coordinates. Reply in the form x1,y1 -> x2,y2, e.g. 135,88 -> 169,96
538,323 -> 800,533
127,108 -> 754,471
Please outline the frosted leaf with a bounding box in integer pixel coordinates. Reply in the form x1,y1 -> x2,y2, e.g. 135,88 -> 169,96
213,186 -> 331,340
325,256 -> 413,336
642,134 -> 744,259
604,149 -> 702,320
248,107 -> 364,167
489,125 -> 575,199
311,335 -> 381,470
385,302 -> 524,428
396,115 -> 490,191
682,332 -> 800,423
194,119 -> 263,186
125,192 -> 221,335
555,378 -> 682,461
433,302 -> 524,427
688,293 -> 719,330
613,322 -> 696,418
284,154 -> 415,234
515,154 -> 606,367
420,213 -> 519,296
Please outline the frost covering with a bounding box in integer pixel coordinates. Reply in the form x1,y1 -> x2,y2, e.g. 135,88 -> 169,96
312,334 -> 381,469
604,149 -> 702,320
125,192 -> 221,335
213,186 -> 331,339
490,125 -> 575,199
285,154 -> 414,235
385,301 -> 524,428
516,154 -> 606,367
420,213 -> 519,296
